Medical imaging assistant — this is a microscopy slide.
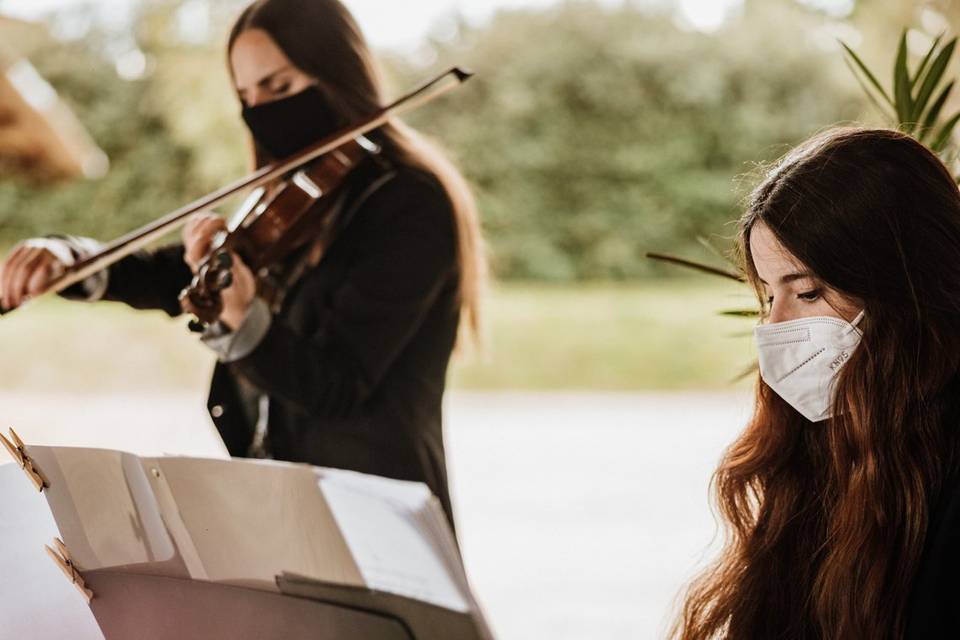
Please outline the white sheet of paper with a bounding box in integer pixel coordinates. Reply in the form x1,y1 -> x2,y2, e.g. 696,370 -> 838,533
319,469 -> 470,612
14,444 -> 471,616
0,462 -> 104,640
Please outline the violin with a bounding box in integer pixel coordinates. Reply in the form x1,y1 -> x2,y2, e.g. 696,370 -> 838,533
180,133 -> 380,329
0,67 -> 472,324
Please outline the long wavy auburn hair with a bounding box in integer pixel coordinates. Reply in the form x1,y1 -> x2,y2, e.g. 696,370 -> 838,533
228,0 -> 487,347
673,128 -> 960,639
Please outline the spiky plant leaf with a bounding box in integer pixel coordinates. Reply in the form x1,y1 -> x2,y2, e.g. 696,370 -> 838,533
843,56 -> 897,121
894,31 -> 915,129
696,235 -> 737,267
919,80 -> 954,143
645,252 -> 744,282
911,32 -> 945,91
911,37 -> 956,124
931,110 -> 960,152
840,41 -> 894,108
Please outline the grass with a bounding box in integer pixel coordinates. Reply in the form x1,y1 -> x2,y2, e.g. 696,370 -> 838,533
0,279 -> 759,393
452,279 -> 758,390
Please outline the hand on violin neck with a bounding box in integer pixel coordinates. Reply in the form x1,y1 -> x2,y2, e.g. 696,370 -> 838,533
218,255 -> 256,331
184,213 -> 228,272
182,213 -> 256,331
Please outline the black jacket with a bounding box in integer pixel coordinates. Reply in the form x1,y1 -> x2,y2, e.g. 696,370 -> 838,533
90,162 -> 461,525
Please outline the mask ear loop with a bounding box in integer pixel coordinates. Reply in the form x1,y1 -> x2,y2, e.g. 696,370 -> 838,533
842,309 -> 866,339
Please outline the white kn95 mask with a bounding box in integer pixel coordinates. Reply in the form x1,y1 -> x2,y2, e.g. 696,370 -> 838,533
753,311 -> 865,422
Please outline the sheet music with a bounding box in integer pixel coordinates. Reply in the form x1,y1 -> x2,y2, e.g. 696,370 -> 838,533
318,468 -> 470,612
17,445 -> 471,615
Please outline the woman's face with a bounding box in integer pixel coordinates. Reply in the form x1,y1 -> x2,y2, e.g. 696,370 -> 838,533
230,28 -> 315,107
750,221 -> 861,324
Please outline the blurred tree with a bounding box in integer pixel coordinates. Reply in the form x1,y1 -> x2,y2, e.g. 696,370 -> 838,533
0,0 -> 245,246
396,1 -> 866,280
1,0 -> 872,282
0,33 -> 202,243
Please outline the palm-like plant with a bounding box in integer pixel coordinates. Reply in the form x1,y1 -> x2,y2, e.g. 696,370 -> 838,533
843,30 -> 960,169
650,28 -> 960,284
646,29 -> 960,380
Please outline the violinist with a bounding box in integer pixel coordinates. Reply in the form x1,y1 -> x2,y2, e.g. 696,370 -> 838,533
0,0 -> 486,529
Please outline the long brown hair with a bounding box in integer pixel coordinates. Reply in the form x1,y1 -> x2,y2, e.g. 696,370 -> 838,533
227,0 -> 486,346
674,128 -> 960,639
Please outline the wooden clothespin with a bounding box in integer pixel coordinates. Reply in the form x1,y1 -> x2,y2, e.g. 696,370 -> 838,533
0,428 -> 47,492
45,537 -> 93,603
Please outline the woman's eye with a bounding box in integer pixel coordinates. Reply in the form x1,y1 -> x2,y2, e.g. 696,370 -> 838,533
272,82 -> 291,94
797,289 -> 821,301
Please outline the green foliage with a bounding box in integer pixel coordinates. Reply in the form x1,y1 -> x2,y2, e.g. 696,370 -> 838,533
396,2 -> 864,280
0,33 -> 207,244
0,0 -> 866,282
843,29 -> 960,154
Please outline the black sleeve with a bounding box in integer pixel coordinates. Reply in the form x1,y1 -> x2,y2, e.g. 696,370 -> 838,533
230,172 -> 458,417
102,244 -> 193,317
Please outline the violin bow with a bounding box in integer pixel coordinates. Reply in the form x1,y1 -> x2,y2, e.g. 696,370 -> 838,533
0,66 -> 473,314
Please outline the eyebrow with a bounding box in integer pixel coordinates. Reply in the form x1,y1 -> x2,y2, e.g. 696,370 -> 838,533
238,65 -> 293,94
758,272 -> 813,285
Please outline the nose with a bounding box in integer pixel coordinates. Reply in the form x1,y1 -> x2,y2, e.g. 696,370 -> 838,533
767,300 -> 790,325
244,87 -> 270,108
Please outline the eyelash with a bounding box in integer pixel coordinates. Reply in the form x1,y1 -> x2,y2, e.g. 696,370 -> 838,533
766,289 -> 822,305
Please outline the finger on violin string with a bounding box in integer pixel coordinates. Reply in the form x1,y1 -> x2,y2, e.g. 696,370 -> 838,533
184,212 -> 219,234
185,219 -> 228,266
191,214 -> 226,236
183,215 -> 222,254
185,234 -> 216,271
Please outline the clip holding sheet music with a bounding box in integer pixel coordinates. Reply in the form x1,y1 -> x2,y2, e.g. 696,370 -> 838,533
45,537 -> 94,603
0,428 -> 47,492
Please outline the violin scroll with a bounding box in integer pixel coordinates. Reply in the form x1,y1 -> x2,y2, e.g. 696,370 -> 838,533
180,249 -> 234,331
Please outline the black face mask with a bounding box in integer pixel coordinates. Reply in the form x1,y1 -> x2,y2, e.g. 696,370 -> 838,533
241,85 -> 341,159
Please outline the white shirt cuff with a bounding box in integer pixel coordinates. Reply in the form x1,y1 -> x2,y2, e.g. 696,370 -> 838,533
42,236 -> 109,301
199,297 -> 272,363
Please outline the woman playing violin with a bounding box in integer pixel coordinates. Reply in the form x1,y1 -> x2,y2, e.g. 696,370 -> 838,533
0,0 -> 486,528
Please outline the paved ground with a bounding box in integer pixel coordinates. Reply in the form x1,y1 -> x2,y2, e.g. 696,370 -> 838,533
0,390 -> 753,639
